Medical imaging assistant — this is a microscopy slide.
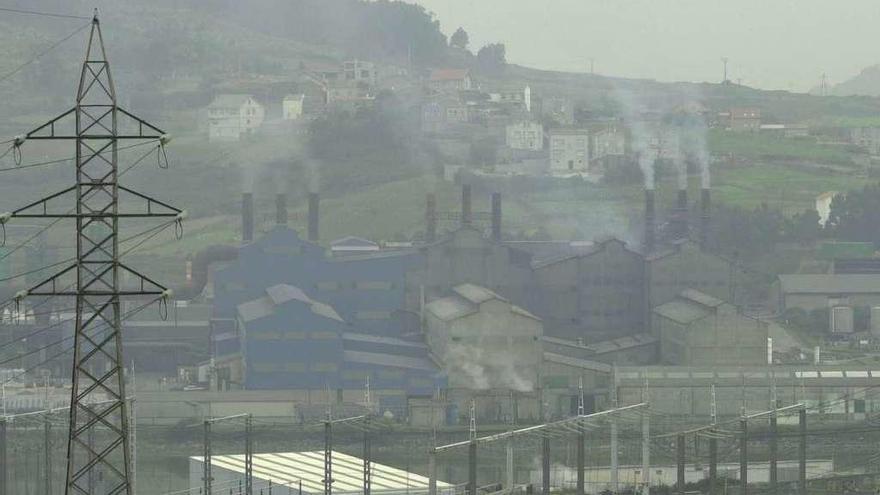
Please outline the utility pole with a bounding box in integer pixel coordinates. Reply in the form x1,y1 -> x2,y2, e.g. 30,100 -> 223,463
676,435 -> 685,495
709,384 -> 717,495
42,371 -> 50,495
799,408 -> 806,495
740,418 -> 748,495
468,400 -> 477,495
246,414 -> 253,495
721,57 -> 729,84
363,379 -> 371,495
1,11 -> 179,495
577,377 -> 585,495
324,415 -> 332,495
610,364 -> 619,493
0,419 -> 5,495
204,420 -> 213,495
769,378 -> 777,495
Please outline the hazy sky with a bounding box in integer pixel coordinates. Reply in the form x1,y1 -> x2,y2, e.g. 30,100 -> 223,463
408,0 -> 880,91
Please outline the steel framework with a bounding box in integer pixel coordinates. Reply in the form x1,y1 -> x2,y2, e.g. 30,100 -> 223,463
2,11 -> 179,495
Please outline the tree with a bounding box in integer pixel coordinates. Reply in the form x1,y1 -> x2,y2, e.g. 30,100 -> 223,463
476,43 -> 507,75
450,27 -> 469,50
783,208 -> 822,245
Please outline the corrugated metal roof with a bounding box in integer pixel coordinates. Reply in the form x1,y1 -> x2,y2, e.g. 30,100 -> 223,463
779,274 -> 880,294
343,350 -> 438,372
653,299 -> 710,325
425,297 -> 474,321
191,451 -> 454,494
266,284 -> 311,306
680,289 -> 724,308
543,352 -> 612,373
342,333 -> 428,349
453,283 -> 503,304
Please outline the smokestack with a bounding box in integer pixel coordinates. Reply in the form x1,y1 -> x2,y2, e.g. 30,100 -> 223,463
677,188 -> 688,239
276,192 -> 288,225
308,192 -> 319,242
644,189 -> 655,253
241,192 -> 254,243
461,184 -> 472,227
491,192 -> 502,242
425,193 -> 437,243
700,188 -> 711,251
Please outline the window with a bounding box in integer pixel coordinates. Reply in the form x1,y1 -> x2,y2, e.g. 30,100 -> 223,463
568,160 -> 574,170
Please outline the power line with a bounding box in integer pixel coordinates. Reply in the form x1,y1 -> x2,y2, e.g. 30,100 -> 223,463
0,20 -> 90,85
0,138 -> 158,173
0,6 -> 90,20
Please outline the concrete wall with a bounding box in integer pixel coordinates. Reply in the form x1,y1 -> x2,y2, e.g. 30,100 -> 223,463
656,303 -> 768,366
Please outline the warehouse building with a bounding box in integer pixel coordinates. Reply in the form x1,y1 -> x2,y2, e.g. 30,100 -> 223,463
776,274 -> 880,312
653,289 -> 768,366
189,451 -> 455,495
425,283 -> 543,421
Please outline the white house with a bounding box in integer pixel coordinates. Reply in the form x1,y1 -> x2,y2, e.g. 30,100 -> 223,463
505,121 -> 544,151
428,68 -> 473,92
282,94 -> 305,120
549,128 -> 590,174
816,191 -> 837,226
207,94 -> 265,142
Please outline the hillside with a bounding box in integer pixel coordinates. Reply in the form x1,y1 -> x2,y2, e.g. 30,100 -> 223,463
831,65 -> 880,97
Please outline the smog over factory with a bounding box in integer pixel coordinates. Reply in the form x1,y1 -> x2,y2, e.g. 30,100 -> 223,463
2,2 -> 880,495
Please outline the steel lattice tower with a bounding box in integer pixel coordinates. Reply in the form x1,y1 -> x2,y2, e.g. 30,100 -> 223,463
5,11 -> 180,495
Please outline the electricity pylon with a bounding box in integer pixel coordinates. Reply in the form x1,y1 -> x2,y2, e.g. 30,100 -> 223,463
2,11 -> 180,494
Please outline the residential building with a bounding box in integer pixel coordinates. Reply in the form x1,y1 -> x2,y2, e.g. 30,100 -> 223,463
282,94 -> 305,120
505,121 -> 543,151
428,68 -> 473,92
727,107 -> 761,132
342,59 -> 376,86
816,191 -> 837,225
590,126 -> 626,160
549,128 -> 590,174
207,94 -> 265,142
850,126 -> 880,155
652,289 -> 768,366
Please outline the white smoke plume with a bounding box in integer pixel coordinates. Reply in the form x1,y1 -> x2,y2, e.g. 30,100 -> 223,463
445,342 -> 534,393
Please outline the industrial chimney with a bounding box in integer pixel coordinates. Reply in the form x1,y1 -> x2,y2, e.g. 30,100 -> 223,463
491,192 -> 502,242
676,188 -> 688,239
700,188 -> 711,250
308,192 -> 320,242
241,192 -> 254,243
425,193 -> 437,243
644,188 -> 655,253
276,192 -> 288,225
461,184 -> 472,227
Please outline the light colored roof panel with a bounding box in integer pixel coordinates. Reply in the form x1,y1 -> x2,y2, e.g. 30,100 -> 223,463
453,283 -> 503,304
342,332 -> 428,349
653,299 -> 710,325
680,289 -> 725,308
237,297 -> 274,323
196,451 -> 454,493
266,284 -> 311,306
425,296 -> 474,321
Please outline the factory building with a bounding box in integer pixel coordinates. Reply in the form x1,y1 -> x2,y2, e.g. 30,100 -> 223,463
653,289 -> 768,366
775,274 -> 880,312
533,237 -> 645,342
425,284 -> 542,391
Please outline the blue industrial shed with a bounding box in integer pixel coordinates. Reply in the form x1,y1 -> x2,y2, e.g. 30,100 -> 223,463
236,283 -> 443,393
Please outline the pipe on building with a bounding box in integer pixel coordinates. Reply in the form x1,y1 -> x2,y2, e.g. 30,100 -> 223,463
461,184 -> 472,227
242,192 -> 254,243
308,192 -> 320,242
491,192 -> 502,242
426,193 -> 437,243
